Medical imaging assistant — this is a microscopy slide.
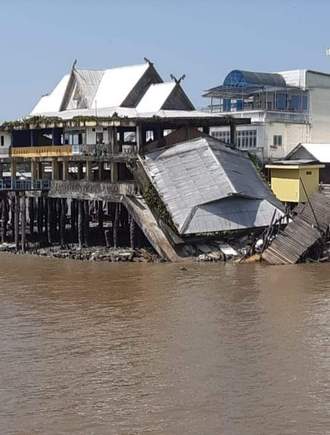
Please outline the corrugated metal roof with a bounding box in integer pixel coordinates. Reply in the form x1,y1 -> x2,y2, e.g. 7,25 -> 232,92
136,82 -> 176,112
31,74 -> 71,115
142,136 -> 283,235
287,143 -> 330,163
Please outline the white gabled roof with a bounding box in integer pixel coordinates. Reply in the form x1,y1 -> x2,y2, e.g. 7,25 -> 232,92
290,143 -> 330,163
136,82 -> 176,112
91,63 -> 150,109
31,74 -> 71,115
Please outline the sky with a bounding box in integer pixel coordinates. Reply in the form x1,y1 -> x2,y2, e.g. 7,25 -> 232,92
1,0 -> 330,120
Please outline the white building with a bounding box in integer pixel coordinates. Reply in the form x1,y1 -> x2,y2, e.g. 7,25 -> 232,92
203,69 -> 330,161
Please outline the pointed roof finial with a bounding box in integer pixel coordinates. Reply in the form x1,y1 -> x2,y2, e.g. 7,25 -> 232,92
72,59 -> 78,71
144,57 -> 154,66
170,73 -> 186,84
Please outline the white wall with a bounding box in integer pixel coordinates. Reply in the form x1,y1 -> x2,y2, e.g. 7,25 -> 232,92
86,127 -> 110,145
0,132 -> 11,148
308,87 -> 330,143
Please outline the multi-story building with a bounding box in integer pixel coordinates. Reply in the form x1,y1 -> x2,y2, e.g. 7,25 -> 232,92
0,60 -> 257,260
203,69 -> 330,161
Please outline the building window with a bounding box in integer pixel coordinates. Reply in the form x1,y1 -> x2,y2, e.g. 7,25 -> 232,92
237,129 -> 257,149
0,136 -> 4,147
96,132 -> 104,145
273,135 -> 282,146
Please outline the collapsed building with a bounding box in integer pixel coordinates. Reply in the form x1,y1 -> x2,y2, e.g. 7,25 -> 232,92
0,60 -> 284,261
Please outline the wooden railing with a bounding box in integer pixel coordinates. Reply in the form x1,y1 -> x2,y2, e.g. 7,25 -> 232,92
49,180 -> 137,200
11,145 -> 72,158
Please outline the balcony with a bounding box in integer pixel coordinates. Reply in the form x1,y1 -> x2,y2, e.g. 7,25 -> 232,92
0,179 -> 51,191
11,145 -> 72,158
49,180 -> 137,201
72,143 -> 137,158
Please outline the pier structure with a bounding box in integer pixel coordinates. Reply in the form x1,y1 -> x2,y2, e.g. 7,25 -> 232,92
0,60 -> 250,260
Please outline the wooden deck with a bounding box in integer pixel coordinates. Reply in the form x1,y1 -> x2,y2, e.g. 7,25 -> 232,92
262,192 -> 330,265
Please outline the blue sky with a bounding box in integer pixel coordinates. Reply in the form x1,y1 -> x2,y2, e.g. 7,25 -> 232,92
1,0 -> 329,120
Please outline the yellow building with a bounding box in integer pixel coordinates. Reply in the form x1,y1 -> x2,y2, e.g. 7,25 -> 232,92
265,161 -> 325,203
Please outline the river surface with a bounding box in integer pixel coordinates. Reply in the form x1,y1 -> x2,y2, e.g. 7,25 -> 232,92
0,254 -> 329,435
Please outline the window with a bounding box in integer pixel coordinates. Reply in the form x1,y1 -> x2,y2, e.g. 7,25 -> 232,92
96,132 -> 104,145
0,136 -> 4,147
273,135 -> 282,146
237,130 -> 257,149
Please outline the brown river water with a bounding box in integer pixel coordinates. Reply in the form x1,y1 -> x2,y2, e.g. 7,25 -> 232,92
0,254 -> 329,435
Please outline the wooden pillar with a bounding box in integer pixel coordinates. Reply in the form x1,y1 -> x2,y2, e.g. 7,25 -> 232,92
230,121 -> 237,147
1,195 -> 8,243
51,158 -> 59,180
78,163 -> 83,180
14,192 -> 19,251
62,159 -> 69,181
11,159 -> 16,188
85,160 -> 92,181
98,201 -> 103,230
37,197 -> 43,236
129,215 -> 135,249
60,198 -> 66,247
47,198 -> 52,245
113,203 -> 119,248
71,199 -> 76,236
28,197 -> 34,237
83,200 -> 89,246
31,160 -> 38,181
10,194 -> 15,241
78,200 -> 84,249
21,195 -> 26,253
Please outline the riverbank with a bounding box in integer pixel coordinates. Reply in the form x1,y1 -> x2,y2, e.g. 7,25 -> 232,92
0,242 -> 162,263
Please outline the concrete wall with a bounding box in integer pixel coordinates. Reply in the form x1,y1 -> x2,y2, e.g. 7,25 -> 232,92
264,122 -> 311,160
86,127 -> 110,145
0,132 -> 11,148
308,87 -> 330,143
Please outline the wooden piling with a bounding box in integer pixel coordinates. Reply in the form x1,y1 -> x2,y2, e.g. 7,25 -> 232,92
129,215 -> 135,249
78,200 -> 84,248
2,195 -> 8,243
60,198 -> 66,247
28,197 -> 34,238
14,193 -> 19,251
83,200 -> 89,246
113,203 -> 119,248
21,195 -> 26,253
47,198 -> 53,245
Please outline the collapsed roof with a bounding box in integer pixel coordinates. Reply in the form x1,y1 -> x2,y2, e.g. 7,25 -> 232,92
31,61 -> 195,117
142,135 -> 284,235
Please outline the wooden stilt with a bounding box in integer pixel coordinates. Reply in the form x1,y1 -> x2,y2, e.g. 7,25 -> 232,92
78,200 -> 84,248
83,200 -> 89,246
37,197 -> 43,236
21,195 -> 26,253
98,201 -> 103,230
28,197 -> 34,238
10,195 -> 15,241
47,198 -> 52,245
14,192 -> 19,251
60,198 -> 66,247
2,195 -> 8,243
113,203 -> 119,248
129,215 -> 135,249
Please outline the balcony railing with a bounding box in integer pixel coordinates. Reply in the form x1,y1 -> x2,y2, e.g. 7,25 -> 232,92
72,143 -> 137,157
11,145 -> 72,158
0,179 -> 51,191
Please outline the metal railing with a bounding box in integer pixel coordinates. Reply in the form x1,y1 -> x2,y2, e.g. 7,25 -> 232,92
0,179 -> 51,191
